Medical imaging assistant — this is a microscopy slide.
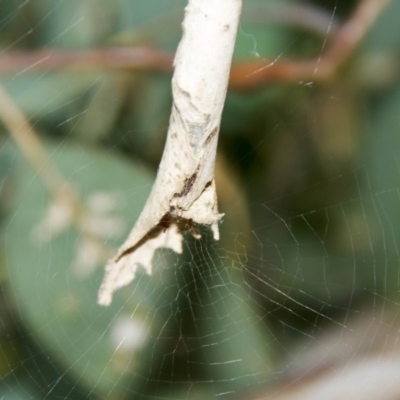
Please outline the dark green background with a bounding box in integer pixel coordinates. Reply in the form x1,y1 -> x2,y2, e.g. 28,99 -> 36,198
1,1 -> 399,399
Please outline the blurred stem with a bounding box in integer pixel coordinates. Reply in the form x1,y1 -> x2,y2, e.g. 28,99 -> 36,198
0,46 -> 172,75
0,83 -> 110,263
0,83 -> 69,198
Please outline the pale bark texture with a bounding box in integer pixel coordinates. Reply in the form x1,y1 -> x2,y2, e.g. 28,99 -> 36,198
98,0 -> 242,306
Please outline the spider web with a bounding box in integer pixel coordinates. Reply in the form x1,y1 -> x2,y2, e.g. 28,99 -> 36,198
1,1 -> 400,399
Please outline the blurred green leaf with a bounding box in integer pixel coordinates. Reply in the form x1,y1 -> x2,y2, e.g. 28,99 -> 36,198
235,0 -> 295,61
3,139 -> 177,397
3,73 -> 102,121
0,0 -> 399,397
363,74 -> 400,296
362,1 -> 400,52
194,254 -> 275,394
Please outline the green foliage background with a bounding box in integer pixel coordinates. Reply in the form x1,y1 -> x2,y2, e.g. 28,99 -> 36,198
1,0 -> 400,399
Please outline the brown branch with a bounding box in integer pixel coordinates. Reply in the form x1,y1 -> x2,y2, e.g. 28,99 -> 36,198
230,0 -> 392,89
0,46 -> 172,75
0,0 -> 391,90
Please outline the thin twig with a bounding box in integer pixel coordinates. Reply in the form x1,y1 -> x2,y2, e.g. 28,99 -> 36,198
0,82 -> 113,271
0,0 -> 389,90
0,83 -> 69,198
0,3 -> 336,75
0,0 -> 388,232
229,0 -> 392,89
0,0 -> 391,90
0,46 -> 172,75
